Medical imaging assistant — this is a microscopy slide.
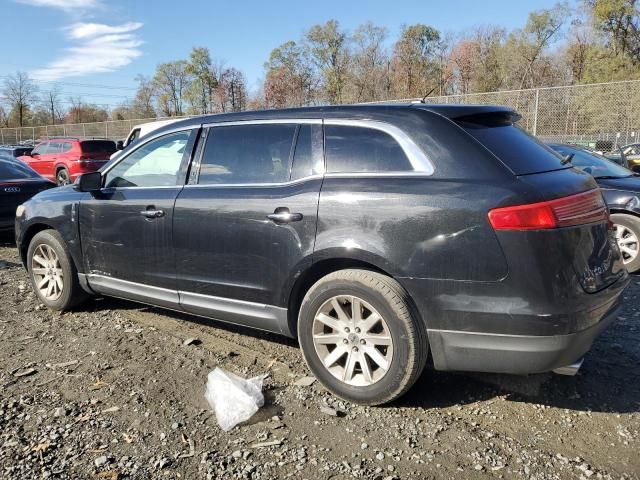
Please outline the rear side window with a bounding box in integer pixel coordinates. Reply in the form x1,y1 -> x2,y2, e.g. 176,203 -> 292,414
60,142 -> 72,153
198,124 -> 296,185
324,125 -> 412,173
0,159 -> 39,180
81,140 -> 116,154
458,119 -> 565,175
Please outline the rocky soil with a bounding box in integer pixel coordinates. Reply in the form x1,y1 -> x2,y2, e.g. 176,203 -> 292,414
0,236 -> 638,479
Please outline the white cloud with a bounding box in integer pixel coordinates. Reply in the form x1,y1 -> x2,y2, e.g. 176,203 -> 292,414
32,22 -> 143,81
15,0 -> 100,10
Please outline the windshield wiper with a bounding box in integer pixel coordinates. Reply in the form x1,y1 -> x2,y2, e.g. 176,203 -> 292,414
593,175 -> 626,179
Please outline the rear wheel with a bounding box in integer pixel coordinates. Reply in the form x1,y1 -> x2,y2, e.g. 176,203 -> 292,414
56,167 -> 70,186
298,269 -> 428,405
27,230 -> 87,310
611,213 -> 640,272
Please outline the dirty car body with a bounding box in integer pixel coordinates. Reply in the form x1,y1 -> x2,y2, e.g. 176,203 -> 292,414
15,104 -> 629,404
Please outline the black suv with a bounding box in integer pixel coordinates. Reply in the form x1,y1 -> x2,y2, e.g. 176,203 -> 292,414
15,105 -> 628,405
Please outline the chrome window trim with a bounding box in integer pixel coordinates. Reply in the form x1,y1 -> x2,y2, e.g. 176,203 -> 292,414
323,118 -> 434,174
183,174 -> 325,189
202,118 -> 322,128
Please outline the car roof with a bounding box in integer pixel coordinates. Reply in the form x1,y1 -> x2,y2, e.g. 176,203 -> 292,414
151,104 -> 518,134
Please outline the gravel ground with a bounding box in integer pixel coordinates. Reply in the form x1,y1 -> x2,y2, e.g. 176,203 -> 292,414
0,235 -> 639,480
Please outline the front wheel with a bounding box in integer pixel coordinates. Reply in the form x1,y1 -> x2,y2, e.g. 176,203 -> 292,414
611,213 -> 640,272
27,230 -> 87,310
298,269 -> 428,405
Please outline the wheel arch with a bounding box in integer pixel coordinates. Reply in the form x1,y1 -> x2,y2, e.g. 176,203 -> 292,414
285,255 -> 426,340
609,208 -> 640,218
19,223 -> 55,268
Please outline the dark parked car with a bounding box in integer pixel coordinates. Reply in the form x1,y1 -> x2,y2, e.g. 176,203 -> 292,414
549,143 -> 640,273
15,105 -> 628,405
0,155 -> 54,232
0,144 -> 33,158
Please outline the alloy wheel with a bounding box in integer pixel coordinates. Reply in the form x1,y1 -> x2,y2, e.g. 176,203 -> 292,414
614,223 -> 639,264
31,244 -> 64,301
312,295 -> 393,387
57,169 -> 70,186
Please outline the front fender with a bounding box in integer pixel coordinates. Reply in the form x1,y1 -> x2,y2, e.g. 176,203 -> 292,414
15,189 -> 84,272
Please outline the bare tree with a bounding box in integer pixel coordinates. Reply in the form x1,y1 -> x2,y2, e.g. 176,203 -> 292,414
2,71 -> 38,127
42,86 -> 63,125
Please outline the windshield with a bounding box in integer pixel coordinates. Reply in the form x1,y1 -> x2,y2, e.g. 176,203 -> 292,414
549,144 -> 632,178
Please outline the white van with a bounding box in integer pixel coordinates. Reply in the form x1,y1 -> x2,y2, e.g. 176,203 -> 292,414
110,118 -> 184,160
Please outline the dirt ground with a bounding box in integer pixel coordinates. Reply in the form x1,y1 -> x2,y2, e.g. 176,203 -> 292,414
0,235 -> 638,480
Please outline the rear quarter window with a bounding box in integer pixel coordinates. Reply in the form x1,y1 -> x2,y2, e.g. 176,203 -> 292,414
324,125 -> 412,173
458,119 -> 566,175
81,140 -> 117,154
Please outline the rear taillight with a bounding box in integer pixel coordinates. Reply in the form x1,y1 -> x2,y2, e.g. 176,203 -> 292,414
488,189 -> 608,230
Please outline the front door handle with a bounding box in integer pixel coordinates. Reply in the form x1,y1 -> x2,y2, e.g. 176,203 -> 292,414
140,208 -> 165,218
267,208 -> 303,224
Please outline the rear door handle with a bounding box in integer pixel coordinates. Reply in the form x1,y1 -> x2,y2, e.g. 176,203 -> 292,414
140,208 -> 165,218
267,209 -> 303,224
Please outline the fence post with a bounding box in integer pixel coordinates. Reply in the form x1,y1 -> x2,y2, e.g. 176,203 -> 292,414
82,123 -> 86,137
532,88 -> 540,136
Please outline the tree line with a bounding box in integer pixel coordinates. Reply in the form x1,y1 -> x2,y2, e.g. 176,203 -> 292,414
1,0 -> 639,129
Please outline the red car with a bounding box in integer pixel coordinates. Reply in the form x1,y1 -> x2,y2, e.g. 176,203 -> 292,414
18,138 -> 116,185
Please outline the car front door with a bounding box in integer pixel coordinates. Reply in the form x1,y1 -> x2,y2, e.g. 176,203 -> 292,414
26,142 -> 54,180
173,120 -> 324,334
79,128 -> 198,308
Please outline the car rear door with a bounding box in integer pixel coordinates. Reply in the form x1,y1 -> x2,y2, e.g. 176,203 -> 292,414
173,120 -> 324,334
79,128 -> 198,307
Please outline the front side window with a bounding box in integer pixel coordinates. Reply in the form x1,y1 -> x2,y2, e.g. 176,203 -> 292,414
32,143 -> 47,155
104,131 -> 191,188
324,125 -> 412,173
198,124 -> 296,185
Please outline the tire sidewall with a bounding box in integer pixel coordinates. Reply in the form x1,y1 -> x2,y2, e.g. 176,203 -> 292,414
27,231 -> 76,310
56,168 -> 70,186
611,213 -> 640,273
298,276 -> 413,404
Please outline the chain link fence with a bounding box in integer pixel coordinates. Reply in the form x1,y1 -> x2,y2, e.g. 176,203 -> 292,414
378,79 -> 640,148
0,116 -> 189,146
1,80 -> 639,148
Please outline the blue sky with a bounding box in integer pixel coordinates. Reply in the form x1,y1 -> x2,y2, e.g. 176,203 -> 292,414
2,0 -> 564,109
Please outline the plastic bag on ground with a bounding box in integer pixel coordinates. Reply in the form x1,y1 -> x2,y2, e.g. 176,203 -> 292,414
204,367 -> 265,431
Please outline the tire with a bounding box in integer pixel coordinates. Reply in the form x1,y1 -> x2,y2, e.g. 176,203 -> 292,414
611,213 -> 640,273
56,167 -> 70,186
27,230 -> 87,310
297,269 -> 428,405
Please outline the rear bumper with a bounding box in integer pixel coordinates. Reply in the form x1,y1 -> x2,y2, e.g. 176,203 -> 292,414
67,160 -> 108,180
427,303 -> 620,374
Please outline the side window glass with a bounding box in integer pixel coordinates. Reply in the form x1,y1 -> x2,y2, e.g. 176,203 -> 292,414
33,143 -> 48,155
49,142 -> 62,154
104,131 -> 191,188
291,124 -> 324,180
198,124 -> 296,185
325,125 -> 412,173
60,142 -> 72,153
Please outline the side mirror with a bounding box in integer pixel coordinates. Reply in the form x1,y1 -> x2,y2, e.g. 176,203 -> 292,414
74,171 -> 103,192
116,140 -> 124,150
